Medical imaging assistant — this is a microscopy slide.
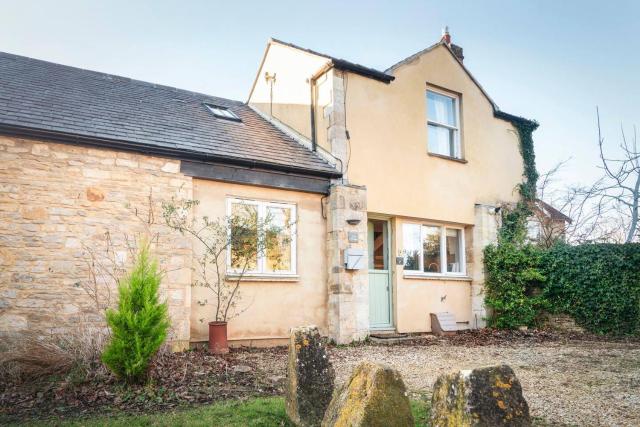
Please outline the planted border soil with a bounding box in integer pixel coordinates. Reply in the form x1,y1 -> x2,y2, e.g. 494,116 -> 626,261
0,347 -> 287,424
2,330 -> 640,425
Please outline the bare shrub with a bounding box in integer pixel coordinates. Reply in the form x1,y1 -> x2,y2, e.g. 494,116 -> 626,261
0,325 -> 110,385
78,191 -> 164,317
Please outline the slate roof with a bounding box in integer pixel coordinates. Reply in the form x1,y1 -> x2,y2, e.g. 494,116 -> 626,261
0,51 -> 339,177
536,199 -> 572,223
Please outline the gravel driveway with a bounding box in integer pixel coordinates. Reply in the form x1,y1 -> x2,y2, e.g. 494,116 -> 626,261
237,337 -> 640,426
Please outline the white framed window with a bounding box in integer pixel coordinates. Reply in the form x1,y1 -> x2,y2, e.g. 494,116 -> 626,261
226,198 -> 296,276
402,223 -> 465,276
427,89 -> 461,158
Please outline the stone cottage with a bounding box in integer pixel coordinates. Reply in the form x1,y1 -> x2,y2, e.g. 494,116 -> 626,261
0,29 -> 536,348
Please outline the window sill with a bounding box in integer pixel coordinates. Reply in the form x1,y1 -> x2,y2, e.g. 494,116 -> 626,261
403,273 -> 472,282
428,153 -> 468,164
225,274 -> 299,283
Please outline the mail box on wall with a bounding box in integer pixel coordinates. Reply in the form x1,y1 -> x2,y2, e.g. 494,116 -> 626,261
344,248 -> 365,270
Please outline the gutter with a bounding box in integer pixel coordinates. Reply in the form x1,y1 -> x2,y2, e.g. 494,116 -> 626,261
0,123 -> 343,179
270,38 -> 395,84
331,59 -> 395,83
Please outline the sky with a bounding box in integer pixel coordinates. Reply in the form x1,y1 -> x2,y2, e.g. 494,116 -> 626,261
1,0 -> 638,188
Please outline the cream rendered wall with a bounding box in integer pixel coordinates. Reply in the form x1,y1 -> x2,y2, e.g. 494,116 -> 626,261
390,217 -> 471,333
249,42 -> 329,141
396,278 -> 471,332
191,179 -> 327,343
315,71 -> 334,154
343,44 -> 524,225
336,45 -> 525,333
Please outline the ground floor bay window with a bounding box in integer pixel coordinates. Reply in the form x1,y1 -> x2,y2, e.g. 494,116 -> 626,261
402,222 -> 465,276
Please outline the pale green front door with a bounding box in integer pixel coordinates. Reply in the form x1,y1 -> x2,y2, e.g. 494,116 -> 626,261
368,219 -> 392,329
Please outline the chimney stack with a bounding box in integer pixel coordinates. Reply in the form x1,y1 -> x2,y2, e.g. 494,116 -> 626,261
441,26 -> 464,63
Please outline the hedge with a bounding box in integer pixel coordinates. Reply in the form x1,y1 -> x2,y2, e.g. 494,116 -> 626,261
483,242 -> 547,329
541,243 -> 640,335
485,242 -> 640,335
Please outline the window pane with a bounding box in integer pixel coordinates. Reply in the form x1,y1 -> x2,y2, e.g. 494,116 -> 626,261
208,105 -> 224,115
446,228 -> 462,273
427,91 -> 456,126
368,220 -> 388,270
222,109 -> 236,119
230,203 -> 258,271
206,104 -> 240,120
428,124 -> 455,156
402,223 -> 421,271
265,206 -> 292,272
423,225 -> 441,273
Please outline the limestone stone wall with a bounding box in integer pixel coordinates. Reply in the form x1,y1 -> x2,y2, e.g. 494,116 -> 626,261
323,69 -> 370,344
326,183 -> 369,344
0,136 -> 193,348
324,69 -> 349,175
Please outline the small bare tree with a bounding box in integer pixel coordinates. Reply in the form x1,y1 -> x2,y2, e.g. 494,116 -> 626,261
536,109 -> 639,245
162,198 -> 289,323
591,108 -> 640,242
536,160 -> 616,245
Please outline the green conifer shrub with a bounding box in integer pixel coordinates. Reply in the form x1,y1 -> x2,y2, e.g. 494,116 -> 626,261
102,244 -> 170,382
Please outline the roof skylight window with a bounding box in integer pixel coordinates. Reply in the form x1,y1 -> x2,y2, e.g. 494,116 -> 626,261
204,103 -> 241,121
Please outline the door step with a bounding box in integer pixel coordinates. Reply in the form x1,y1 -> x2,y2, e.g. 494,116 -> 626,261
369,332 -> 410,345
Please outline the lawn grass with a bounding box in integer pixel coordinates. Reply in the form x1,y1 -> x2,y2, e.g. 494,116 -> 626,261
16,396 -> 431,426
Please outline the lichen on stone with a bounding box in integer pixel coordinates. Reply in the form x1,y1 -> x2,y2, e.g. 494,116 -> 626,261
431,365 -> 531,427
286,326 -> 334,427
322,361 -> 414,427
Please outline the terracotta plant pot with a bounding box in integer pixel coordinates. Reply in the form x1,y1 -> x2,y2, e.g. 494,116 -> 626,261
208,321 -> 229,354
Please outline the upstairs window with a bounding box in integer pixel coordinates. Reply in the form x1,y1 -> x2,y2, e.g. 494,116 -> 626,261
427,90 -> 461,158
205,103 -> 241,121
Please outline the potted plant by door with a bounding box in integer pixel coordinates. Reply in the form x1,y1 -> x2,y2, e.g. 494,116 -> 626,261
164,199 -> 281,354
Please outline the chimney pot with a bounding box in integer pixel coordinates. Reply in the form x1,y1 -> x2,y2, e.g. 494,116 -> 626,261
441,26 -> 451,45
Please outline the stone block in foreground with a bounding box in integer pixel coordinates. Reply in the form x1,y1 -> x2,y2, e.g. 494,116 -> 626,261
286,326 -> 334,426
431,364 -> 531,426
322,361 -> 413,427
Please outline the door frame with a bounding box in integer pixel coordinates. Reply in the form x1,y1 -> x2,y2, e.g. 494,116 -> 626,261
367,215 -> 395,331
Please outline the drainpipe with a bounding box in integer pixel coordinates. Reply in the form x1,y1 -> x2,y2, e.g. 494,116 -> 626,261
309,78 -> 317,152
309,63 -> 334,152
